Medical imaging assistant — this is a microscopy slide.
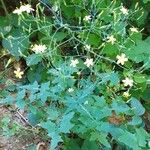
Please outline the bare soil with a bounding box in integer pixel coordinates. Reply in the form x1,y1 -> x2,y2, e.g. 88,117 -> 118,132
0,107 -> 49,150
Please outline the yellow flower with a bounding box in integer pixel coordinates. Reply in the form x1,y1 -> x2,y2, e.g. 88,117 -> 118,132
123,91 -> 131,98
107,35 -> 116,45
116,53 -> 128,65
14,68 -> 24,79
122,77 -> 133,87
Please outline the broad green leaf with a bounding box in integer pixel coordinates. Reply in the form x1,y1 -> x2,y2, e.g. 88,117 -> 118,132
81,140 -> 99,150
59,112 -> 74,133
136,128 -> 149,147
90,132 -> 111,148
130,97 -> 145,116
141,89 -> 150,102
102,44 -> 119,57
37,82 -> 50,103
40,120 -> 56,133
53,32 -> 67,42
49,132 -> 62,150
134,74 -> 147,83
118,131 -> 139,150
64,139 -> 81,150
0,16 -> 12,37
99,72 -> 119,85
27,112 -> 41,126
2,29 -> 29,58
128,116 -> 142,126
26,54 -> 42,66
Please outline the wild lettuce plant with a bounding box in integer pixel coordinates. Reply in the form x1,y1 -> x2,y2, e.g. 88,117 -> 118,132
0,0 -> 150,150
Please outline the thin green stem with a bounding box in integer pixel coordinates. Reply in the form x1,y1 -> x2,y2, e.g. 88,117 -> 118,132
0,0 -> 9,17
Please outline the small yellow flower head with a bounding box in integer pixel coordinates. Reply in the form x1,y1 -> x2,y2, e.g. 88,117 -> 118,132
83,15 -> 91,22
31,44 -> 47,54
84,58 -> 94,67
14,68 -> 24,79
123,91 -> 131,98
70,59 -> 79,67
107,35 -> 116,45
116,53 -> 128,65
120,6 -> 128,15
122,77 -> 133,87
130,27 -> 138,33
68,88 -> 74,93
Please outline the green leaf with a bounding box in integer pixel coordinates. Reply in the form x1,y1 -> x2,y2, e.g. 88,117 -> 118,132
136,128 -> 149,147
0,16 -> 12,37
86,33 -> 101,47
134,74 -> 147,83
102,44 -> 119,57
2,29 -> 29,58
90,132 -> 111,148
99,72 -> 119,85
53,32 -> 67,42
141,89 -> 150,102
37,82 -> 50,103
59,112 -> 74,133
49,132 -> 62,150
26,54 -> 42,66
128,116 -> 142,126
118,131 -> 139,150
130,97 -> 145,116
40,120 -> 56,133
81,140 -> 99,150
27,112 -> 41,126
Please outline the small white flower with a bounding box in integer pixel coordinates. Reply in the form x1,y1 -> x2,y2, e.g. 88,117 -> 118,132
68,88 -> 74,93
120,6 -> 128,15
84,45 -> 91,51
31,44 -> 47,54
52,4 -> 59,12
83,15 -> 91,22
122,77 -> 134,87
77,71 -> 81,76
20,4 -> 34,13
84,58 -> 94,67
70,59 -> 79,67
130,27 -> 138,33
107,35 -> 116,45
123,91 -> 130,98
84,101 -> 88,105
4,26 -> 12,32
116,53 -> 128,65
13,8 -> 23,15
13,4 -> 34,15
